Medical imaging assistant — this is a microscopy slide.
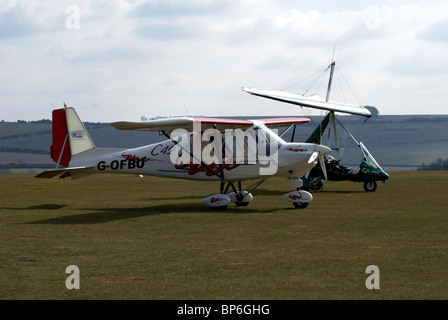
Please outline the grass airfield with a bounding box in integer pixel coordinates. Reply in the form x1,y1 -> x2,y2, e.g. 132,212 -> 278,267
0,171 -> 447,300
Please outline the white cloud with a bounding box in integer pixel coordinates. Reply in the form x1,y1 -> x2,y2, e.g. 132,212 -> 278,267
1,0 -> 448,122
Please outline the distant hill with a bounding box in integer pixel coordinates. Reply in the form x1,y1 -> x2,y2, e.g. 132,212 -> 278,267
1,115 -> 448,171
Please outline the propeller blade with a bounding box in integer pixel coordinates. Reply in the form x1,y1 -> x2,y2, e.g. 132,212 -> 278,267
308,151 -> 319,164
319,155 -> 328,180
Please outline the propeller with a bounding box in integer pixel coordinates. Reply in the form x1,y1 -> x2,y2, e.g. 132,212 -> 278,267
319,153 -> 328,180
308,149 -> 328,181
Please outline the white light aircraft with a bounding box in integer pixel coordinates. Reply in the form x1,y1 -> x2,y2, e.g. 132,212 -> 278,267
36,106 -> 332,209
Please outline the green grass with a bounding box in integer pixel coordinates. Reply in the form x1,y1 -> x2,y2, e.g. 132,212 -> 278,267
1,171 -> 447,299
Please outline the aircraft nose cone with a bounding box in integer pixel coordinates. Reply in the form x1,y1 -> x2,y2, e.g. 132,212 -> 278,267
316,144 -> 332,156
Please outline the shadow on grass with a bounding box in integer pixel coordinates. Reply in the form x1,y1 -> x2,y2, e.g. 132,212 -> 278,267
1,204 -> 68,210
28,204 -> 68,210
254,188 -> 366,196
136,195 -> 205,202
28,203 -> 259,225
317,190 -> 366,194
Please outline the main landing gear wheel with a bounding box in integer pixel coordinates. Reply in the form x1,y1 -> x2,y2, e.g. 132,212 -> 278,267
218,180 -> 264,208
229,191 -> 253,206
363,180 -> 377,192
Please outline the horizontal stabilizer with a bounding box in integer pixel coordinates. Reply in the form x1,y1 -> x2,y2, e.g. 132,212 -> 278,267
35,166 -> 94,179
242,87 -> 372,118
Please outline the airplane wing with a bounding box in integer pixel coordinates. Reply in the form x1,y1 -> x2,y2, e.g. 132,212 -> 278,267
258,117 -> 310,127
111,117 -> 254,132
242,87 -> 372,118
112,116 -> 310,132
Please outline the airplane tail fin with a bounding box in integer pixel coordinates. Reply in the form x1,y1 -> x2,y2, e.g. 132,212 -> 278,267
50,107 -> 95,167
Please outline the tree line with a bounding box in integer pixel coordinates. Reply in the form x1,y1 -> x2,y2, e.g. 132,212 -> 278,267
418,158 -> 448,170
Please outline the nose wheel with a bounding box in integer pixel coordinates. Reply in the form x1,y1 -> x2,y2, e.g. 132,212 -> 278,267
293,201 -> 309,209
285,177 -> 313,209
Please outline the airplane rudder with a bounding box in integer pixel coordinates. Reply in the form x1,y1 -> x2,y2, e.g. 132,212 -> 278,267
51,108 -> 71,166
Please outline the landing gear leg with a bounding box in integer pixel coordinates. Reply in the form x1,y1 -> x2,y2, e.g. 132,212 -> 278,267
228,181 -> 250,206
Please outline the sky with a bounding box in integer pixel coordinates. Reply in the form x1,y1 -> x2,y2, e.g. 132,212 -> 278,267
1,0 -> 448,122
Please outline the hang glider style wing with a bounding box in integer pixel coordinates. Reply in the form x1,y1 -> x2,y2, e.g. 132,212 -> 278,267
111,117 -> 310,132
242,87 -> 372,118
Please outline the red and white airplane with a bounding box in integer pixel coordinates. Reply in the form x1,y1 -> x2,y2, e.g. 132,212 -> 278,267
36,106 -> 331,209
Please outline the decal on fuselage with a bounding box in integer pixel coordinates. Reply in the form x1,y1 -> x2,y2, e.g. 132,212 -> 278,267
121,152 -> 151,163
174,162 -> 240,176
150,144 -> 174,156
287,147 -> 308,152
97,159 -> 146,171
